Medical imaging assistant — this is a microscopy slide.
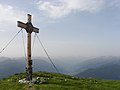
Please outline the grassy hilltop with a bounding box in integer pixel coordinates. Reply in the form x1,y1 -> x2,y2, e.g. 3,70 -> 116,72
0,72 -> 120,90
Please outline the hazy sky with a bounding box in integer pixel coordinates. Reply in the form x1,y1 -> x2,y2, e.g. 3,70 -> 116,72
0,0 -> 120,58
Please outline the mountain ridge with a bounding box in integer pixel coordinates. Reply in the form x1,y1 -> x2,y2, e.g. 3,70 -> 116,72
76,58 -> 120,80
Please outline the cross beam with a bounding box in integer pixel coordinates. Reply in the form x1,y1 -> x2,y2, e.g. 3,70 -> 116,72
17,14 -> 39,81
17,21 -> 39,33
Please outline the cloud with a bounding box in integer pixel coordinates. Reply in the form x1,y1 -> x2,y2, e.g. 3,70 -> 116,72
37,0 -> 120,19
0,4 -> 25,32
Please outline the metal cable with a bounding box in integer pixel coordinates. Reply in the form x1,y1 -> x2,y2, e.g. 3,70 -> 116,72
36,34 -> 60,73
0,29 -> 22,54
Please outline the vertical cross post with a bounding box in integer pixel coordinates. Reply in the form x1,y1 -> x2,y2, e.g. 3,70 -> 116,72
26,14 -> 32,81
17,14 -> 39,81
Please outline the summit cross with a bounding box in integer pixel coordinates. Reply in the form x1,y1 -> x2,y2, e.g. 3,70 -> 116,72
17,14 -> 39,81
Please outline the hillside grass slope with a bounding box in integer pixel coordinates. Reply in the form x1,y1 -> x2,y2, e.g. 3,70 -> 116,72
0,72 -> 120,90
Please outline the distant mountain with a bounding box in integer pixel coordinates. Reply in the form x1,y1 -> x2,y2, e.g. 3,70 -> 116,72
0,57 -> 57,79
1,56 -> 120,80
76,57 -> 120,80
55,57 -> 88,74
71,56 -> 120,75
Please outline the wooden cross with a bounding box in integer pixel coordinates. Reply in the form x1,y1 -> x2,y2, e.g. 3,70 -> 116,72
17,14 -> 39,81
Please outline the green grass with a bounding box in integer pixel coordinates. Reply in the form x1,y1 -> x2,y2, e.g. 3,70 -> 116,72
0,71 -> 120,90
